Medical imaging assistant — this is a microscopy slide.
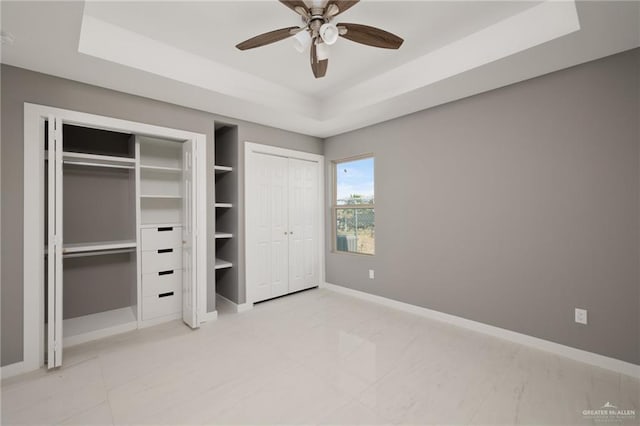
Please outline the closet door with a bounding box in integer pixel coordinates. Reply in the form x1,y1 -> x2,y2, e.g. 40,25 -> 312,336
46,116 -> 63,368
251,153 -> 289,302
182,140 -> 198,328
288,159 -> 319,292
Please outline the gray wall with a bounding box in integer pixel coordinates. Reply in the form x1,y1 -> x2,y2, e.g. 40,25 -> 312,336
0,64 -> 322,366
324,48 -> 640,365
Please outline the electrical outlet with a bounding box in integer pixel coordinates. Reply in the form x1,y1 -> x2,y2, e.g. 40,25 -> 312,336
369,269 -> 375,279
575,308 -> 588,325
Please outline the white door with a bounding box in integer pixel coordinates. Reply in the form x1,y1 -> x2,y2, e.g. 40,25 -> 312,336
182,140 -> 198,328
251,153 -> 289,302
46,115 -> 63,369
288,158 -> 319,292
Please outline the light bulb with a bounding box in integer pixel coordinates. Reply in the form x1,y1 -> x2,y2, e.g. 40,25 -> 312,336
316,43 -> 329,61
292,29 -> 311,53
319,23 -> 339,45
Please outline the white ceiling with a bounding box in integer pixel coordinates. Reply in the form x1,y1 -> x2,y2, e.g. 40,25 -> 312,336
1,1 -> 639,138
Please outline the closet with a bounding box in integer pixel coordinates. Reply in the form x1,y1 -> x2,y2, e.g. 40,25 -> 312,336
245,143 -> 322,304
43,111 -> 204,369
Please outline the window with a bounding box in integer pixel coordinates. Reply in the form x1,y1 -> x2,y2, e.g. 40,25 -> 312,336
333,156 -> 374,255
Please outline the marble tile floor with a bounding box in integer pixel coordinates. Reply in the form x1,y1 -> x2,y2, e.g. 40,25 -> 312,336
1,288 -> 638,425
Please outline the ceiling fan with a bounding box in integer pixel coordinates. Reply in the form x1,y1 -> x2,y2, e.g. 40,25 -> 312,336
236,0 -> 404,79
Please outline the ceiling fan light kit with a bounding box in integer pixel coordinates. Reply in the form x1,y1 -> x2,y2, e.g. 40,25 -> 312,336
293,30 -> 312,53
316,42 -> 330,60
235,0 -> 404,79
319,23 -> 339,45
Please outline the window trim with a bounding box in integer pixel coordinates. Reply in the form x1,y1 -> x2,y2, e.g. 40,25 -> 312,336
332,154 -> 375,256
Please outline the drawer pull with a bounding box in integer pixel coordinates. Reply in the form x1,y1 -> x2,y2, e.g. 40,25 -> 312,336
158,248 -> 174,254
158,291 -> 174,298
158,270 -> 174,276
158,227 -> 174,232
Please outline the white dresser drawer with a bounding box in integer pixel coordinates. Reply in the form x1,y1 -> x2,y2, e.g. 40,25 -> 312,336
141,248 -> 182,274
141,226 -> 182,251
142,288 -> 182,321
142,269 -> 182,298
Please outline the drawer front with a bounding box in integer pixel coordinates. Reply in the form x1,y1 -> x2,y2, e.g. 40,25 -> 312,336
142,289 -> 182,321
141,226 -> 182,251
141,249 -> 182,274
142,269 -> 182,298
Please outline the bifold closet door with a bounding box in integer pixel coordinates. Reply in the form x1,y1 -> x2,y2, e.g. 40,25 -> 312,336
181,140 -> 198,328
288,158 -> 319,293
252,153 -> 289,302
46,115 -> 63,368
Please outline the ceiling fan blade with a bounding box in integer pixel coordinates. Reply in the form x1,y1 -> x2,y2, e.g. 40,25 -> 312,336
337,23 -> 404,49
236,27 -> 298,51
310,42 -> 328,78
279,0 -> 310,16
325,1 -> 359,17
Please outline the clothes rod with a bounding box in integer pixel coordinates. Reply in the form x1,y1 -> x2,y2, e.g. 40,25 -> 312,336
63,248 -> 136,258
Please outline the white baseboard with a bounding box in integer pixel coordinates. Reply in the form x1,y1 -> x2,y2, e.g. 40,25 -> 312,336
201,310 -> 218,323
323,282 -> 640,379
138,313 -> 182,330
237,302 -> 253,313
1,361 -> 27,380
216,293 -> 253,313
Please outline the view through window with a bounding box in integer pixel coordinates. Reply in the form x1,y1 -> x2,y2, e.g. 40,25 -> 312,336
334,156 -> 374,255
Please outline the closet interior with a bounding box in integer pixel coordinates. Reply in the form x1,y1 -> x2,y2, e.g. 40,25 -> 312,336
213,124 -> 239,305
46,123 -> 138,347
44,121 -> 193,359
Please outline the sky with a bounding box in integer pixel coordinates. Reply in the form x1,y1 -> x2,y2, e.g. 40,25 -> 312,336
336,157 -> 374,201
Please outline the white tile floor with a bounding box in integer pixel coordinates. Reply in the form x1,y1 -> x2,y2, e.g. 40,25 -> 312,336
2,288 -> 638,425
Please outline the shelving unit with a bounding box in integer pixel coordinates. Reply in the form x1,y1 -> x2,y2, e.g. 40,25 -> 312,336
138,136 -> 184,226
213,124 -> 239,310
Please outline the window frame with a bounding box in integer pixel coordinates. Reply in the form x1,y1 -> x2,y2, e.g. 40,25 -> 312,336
332,154 -> 375,256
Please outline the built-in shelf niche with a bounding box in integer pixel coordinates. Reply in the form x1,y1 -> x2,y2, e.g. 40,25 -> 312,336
213,124 -> 239,308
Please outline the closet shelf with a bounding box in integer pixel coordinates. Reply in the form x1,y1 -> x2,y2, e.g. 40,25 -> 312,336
63,307 -> 137,347
214,165 -> 233,173
215,203 -> 233,208
62,152 -> 136,169
214,259 -> 233,270
63,240 -> 137,255
141,194 -> 182,199
140,165 -> 182,173
215,232 -> 233,239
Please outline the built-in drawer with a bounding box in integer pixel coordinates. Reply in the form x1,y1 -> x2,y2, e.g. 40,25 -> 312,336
142,269 -> 182,298
141,248 -> 182,274
142,287 -> 182,321
141,226 -> 182,251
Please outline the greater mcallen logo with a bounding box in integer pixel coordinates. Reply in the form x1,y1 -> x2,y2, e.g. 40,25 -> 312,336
582,402 -> 636,423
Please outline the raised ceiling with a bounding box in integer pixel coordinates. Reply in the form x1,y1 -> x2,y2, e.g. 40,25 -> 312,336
1,1 -> 639,138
